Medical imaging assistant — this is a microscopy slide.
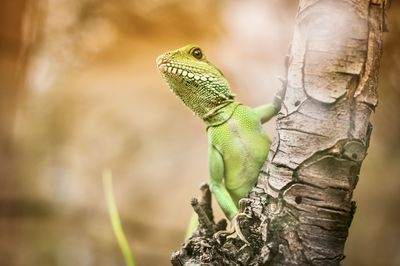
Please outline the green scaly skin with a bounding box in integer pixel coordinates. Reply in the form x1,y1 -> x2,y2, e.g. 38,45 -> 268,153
156,44 -> 282,237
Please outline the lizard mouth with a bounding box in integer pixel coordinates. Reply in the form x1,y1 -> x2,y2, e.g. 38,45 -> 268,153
157,64 -> 168,73
156,62 -> 169,74
156,54 -> 170,72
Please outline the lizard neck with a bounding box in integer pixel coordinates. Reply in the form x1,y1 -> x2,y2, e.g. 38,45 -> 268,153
203,101 -> 241,128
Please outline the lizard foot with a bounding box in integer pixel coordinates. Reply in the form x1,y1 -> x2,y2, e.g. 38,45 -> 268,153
214,213 -> 251,245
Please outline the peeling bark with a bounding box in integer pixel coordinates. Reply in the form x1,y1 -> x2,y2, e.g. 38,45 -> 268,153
171,1 -> 388,265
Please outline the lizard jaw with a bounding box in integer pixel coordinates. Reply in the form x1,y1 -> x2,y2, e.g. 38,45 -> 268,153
156,53 -> 171,72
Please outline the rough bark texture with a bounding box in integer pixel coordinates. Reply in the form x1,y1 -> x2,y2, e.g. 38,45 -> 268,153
171,0 -> 388,265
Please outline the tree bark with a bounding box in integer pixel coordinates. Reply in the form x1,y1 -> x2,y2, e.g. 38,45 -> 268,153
171,0 -> 388,265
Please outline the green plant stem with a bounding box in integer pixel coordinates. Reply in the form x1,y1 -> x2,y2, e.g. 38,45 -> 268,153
103,169 -> 136,266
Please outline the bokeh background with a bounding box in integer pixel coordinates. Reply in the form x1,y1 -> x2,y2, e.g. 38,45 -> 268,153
0,1 -> 399,265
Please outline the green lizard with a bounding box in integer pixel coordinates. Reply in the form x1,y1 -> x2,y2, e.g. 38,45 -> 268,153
156,44 -> 283,240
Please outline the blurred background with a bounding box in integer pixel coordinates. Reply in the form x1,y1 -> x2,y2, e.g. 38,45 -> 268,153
0,0 -> 399,265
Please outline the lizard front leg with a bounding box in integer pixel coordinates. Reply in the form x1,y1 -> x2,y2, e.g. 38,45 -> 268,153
209,145 -> 250,244
254,54 -> 288,124
253,88 -> 285,124
208,145 -> 238,220
185,146 -> 237,240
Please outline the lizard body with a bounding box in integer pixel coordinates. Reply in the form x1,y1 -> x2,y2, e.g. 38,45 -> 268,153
156,45 -> 281,235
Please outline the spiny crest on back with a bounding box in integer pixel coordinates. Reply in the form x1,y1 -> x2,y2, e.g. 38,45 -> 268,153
156,44 -> 235,119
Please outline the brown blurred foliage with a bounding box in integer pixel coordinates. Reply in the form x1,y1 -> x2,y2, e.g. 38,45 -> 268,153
0,1 -> 399,265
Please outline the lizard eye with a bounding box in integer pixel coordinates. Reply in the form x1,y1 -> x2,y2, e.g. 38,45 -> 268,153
191,48 -> 203,59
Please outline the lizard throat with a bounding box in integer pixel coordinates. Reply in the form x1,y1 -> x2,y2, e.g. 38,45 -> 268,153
203,101 -> 241,128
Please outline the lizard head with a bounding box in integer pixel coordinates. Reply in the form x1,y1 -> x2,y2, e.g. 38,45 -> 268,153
156,44 -> 235,119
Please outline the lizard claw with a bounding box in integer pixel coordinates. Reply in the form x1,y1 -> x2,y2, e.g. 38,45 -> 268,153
273,88 -> 285,111
214,213 -> 251,245
275,52 -> 290,108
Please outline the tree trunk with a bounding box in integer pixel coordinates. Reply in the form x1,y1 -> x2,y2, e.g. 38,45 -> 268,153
0,1 -> 40,265
171,0 -> 388,265
0,0 -> 39,197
